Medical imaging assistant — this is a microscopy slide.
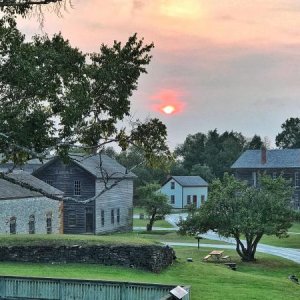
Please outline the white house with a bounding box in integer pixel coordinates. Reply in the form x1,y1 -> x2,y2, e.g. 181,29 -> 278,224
160,176 -> 208,209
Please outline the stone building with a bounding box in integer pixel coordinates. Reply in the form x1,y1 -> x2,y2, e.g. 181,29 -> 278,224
0,172 -> 63,234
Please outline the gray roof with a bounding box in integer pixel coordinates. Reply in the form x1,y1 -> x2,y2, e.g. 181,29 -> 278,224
70,154 -> 136,179
169,176 -> 208,187
231,149 -> 300,169
0,171 -> 63,200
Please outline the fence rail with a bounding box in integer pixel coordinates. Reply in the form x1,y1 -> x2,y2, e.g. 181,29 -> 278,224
0,276 -> 190,300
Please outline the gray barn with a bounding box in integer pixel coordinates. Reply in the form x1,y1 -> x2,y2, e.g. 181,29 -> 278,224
33,154 -> 135,234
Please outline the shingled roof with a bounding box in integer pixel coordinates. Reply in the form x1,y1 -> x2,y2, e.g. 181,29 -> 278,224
0,171 -> 63,200
166,176 -> 208,187
231,149 -> 300,169
70,154 -> 136,179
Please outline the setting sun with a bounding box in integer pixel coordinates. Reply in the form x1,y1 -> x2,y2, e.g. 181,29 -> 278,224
162,105 -> 176,114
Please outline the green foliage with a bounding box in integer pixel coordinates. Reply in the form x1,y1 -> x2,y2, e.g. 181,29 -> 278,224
276,117 -> 300,148
137,183 -> 172,231
0,18 -> 170,166
246,134 -> 264,149
175,129 -> 246,178
179,173 -> 294,261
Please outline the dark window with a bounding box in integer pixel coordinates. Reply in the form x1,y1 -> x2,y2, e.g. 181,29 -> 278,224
101,210 -> 105,226
171,195 -> 175,204
29,215 -> 35,234
187,195 -> 191,205
10,217 -> 16,234
46,212 -> 52,234
171,182 -> 175,189
117,208 -> 120,224
74,180 -> 81,196
111,209 -> 115,224
201,195 -> 205,203
68,211 -> 76,227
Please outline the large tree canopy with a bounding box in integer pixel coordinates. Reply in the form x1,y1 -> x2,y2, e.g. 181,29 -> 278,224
179,173 -> 294,261
0,17 -> 170,168
175,129 -> 246,178
276,117 -> 300,149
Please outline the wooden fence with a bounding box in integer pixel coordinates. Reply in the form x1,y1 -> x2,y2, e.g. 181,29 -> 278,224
0,276 -> 190,300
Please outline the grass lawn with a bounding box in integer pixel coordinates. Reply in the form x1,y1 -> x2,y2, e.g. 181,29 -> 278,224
0,246 -> 299,300
133,218 -> 175,228
134,231 -> 229,245
0,234 -> 156,247
290,222 -> 300,233
258,222 -> 300,249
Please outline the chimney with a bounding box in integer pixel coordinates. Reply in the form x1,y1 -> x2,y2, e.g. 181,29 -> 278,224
261,146 -> 267,164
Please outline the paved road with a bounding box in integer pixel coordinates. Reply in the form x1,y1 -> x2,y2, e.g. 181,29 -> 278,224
144,213 -> 300,264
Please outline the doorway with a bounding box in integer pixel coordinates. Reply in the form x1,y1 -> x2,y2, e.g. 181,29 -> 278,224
85,207 -> 94,233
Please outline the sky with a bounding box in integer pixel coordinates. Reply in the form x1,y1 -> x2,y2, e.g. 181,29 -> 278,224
18,0 -> 300,149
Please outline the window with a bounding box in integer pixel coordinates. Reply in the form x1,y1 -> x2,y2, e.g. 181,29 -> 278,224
74,180 -> 81,196
29,215 -> 35,234
294,194 -> 300,210
171,182 -> 175,189
201,195 -> 205,203
10,217 -> 16,234
187,195 -> 191,205
117,208 -> 120,224
295,172 -> 299,187
101,210 -> 105,226
272,172 -> 277,179
68,211 -> 76,227
46,212 -> 52,234
171,195 -> 175,204
111,209 -> 115,224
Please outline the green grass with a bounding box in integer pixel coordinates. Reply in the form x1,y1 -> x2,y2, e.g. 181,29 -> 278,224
289,222 -> 300,233
0,247 -> 299,300
260,234 -> 300,248
133,218 -> 175,228
135,231 -> 229,245
0,234 -> 156,247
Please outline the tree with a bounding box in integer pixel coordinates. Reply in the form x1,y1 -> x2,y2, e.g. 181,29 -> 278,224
0,18 -> 171,200
276,118 -> 300,149
246,134 -> 263,150
175,130 -> 246,178
0,0 -> 69,18
137,183 -> 172,231
178,173 -> 294,262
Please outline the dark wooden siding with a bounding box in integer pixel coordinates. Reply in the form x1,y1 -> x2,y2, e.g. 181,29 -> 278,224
234,168 -> 300,210
34,159 -> 96,234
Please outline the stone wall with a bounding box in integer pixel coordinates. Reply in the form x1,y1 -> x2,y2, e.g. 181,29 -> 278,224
0,197 -> 62,234
0,244 -> 175,273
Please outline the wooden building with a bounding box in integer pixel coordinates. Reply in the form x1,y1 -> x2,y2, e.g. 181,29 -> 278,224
231,148 -> 300,210
33,154 -> 135,234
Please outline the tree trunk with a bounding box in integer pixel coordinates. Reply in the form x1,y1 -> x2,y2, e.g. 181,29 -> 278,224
235,236 -> 262,262
146,215 -> 156,231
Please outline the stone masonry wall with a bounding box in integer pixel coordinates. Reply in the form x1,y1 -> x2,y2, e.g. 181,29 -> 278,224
0,197 -> 62,234
0,244 -> 175,273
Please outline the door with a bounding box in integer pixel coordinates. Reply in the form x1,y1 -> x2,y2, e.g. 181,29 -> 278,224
85,207 -> 94,233
193,195 -> 197,206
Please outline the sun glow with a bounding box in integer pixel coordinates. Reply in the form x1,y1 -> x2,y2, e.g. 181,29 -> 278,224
162,105 -> 176,114
160,0 -> 202,19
